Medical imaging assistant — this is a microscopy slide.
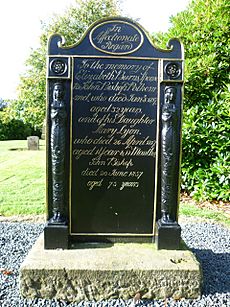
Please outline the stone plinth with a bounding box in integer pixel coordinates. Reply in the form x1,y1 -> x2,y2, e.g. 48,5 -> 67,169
19,234 -> 202,302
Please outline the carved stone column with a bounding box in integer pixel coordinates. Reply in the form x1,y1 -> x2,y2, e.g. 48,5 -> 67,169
156,85 -> 181,249
44,81 -> 69,249
160,86 -> 177,223
50,81 -> 67,224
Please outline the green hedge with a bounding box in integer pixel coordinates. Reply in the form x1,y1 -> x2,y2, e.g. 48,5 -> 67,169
154,0 -> 230,201
181,86 -> 230,201
0,112 -> 40,140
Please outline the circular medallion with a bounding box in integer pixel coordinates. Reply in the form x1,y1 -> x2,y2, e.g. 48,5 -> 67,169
50,59 -> 67,75
165,62 -> 181,79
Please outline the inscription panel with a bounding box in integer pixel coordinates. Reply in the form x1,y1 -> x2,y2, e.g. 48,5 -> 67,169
71,57 -> 158,234
90,21 -> 143,55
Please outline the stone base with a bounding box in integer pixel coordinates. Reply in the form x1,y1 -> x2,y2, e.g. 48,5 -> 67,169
44,224 -> 69,249
156,220 -> 181,250
19,234 -> 202,302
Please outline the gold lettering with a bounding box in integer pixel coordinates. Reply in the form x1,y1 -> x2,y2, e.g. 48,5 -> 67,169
120,181 -> 139,190
87,179 -> 104,190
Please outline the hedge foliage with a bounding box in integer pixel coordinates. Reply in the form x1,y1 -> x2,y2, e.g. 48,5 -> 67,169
0,111 -> 39,140
155,0 -> 230,201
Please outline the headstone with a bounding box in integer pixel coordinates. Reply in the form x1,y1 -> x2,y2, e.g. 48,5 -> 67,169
41,119 -> 46,140
27,136 -> 39,150
20,17 -> 202,303
45,17 -> 184,250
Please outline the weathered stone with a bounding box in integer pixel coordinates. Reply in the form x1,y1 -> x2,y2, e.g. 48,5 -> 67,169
27,136 -> 39,150
19,234 -> 202,302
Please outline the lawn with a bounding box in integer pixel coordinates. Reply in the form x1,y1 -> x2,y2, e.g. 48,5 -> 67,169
0,140 -> 229,227
0,140 -> 46,215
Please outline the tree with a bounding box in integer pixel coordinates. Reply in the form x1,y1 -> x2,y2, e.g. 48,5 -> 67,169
14,0 -> 120,131
155,0 -> 230,201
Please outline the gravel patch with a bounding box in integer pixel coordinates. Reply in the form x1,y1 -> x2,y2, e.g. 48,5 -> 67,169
0,221 -> 229,306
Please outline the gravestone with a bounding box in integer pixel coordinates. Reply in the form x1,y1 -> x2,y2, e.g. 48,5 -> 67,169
27,136 -> 39,150
20,17 -> 202,302
44,17 -> 184,250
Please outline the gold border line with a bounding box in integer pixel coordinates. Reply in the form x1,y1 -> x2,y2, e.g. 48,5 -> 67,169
69,56 -> 159,236
152,59 -> 161,235
48,54 -> 183,62
69,57 -> 74,234
45,58 -> 49,221
177,62 -> 185,221
71,233 -> 154,236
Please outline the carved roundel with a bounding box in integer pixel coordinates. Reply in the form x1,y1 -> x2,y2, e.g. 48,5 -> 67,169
164,62 -> 181,79
50,59 -> 67,75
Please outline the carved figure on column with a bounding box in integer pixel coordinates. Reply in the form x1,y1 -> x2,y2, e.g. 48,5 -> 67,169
50,82 -> 67,224
161,86 -> 178,223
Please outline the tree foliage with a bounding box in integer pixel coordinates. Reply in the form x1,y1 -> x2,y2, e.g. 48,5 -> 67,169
0,100 -> 39,140
14,0 -> 120,130
7,0 -> 230,201
155,0 -> 230,201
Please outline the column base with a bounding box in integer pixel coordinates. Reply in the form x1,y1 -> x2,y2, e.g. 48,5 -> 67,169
156,220 -> 181,250
44,224 -> 69,249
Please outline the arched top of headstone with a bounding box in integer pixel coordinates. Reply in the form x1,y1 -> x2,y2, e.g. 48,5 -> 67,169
48,16 -> 183,59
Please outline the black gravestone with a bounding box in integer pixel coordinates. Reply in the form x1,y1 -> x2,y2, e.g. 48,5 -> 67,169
44,17 -> 184,249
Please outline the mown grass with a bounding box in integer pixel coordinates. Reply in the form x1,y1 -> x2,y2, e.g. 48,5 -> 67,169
179,202 -> 230,227
0,140 -> 46,216
0,140 -> 229,227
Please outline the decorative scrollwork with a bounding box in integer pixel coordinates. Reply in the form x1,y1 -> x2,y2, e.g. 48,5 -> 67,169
161,86 -> 178,224
165,62 -> 181,79
50,81 -> 67,224
50,59 -> 67,75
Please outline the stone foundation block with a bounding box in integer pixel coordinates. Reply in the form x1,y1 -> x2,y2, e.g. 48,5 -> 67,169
19,234 -> 202,302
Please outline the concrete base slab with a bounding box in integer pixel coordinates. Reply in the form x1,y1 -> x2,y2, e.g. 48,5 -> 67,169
19,234 -> 202,302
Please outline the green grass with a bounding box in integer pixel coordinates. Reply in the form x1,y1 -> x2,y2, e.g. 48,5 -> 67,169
179,202 -> 230,227
0,140 -> 229,228
0,140 -> 46,216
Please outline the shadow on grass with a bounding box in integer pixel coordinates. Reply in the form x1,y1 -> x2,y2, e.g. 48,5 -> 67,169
9,148 -> 27,151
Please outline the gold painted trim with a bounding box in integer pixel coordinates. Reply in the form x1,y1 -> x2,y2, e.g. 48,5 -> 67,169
48,76 -> 71,80
69,57 -> 74,235
152,60 -> 161,234
49,54 -> 183,62
69,55 -> 159,236
160,80 -> 184,83
71,233 -> 154,236
177,63 -> 185,221
160,59 -> 184,83
89,20 -> 144,56
46,57 -> 71,79
45,73 -> 49,221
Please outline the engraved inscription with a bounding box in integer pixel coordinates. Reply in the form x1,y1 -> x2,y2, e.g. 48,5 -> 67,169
72,58 -> 157,194
90,22 -> 143,55
71,57 -> 158,233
